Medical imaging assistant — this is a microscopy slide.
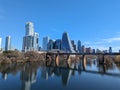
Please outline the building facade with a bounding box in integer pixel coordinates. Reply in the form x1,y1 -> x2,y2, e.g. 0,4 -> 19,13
42,36 -> 49,50
109,47 -> 112,53
5,36 -> 11,51
61,32 -> 75,53
22,22 -> 39,52
71,40 -> 76,52
54,39 -> 61,50
25,22 -> 34,36
33,32 -> 39,50
47,39 -> 55,50
77,40 -> 82,53
86,47 -> 92,53
82,45 -> 86,53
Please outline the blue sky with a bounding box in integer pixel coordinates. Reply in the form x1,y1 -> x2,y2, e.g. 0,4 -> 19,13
0,0 -> 120,51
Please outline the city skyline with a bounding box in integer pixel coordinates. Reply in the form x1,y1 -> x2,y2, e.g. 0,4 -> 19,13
0,0 -> 120,51
0,21 -> 118,52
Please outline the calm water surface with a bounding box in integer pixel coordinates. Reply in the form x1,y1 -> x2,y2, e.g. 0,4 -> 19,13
0,58 -> 120,90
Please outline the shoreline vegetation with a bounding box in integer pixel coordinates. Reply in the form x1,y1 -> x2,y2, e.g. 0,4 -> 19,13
0,51 -> 120,65
0,51 -> 46,64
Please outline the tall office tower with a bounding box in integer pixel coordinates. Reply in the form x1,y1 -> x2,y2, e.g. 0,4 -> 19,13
109,47 -> 112,53
33,32 -> 39,50
5,36 -> 11,51
71,40 -> 77,51
61,32 -> 75,53
23,36 -> 34,51
0,38 -> 2,50
92,49 -> 95,54
42,36 -> 49,50
47,39 -> 55,50
25,22 -> 34,36
54,39 -> 61,50
78,40 -> 82,53
22,22 -> 39,52
82,45 -> 86,53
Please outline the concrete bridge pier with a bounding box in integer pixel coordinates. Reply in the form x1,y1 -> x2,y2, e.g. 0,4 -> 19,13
46,53 -> 50,66
98,55 -> 105,64
82,55 -> 86,71
67,55 -> 71,68
55,54 -> 59,66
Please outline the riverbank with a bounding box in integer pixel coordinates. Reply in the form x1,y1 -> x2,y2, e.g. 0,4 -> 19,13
0,51 -> 46,64
1,51 -> 120,65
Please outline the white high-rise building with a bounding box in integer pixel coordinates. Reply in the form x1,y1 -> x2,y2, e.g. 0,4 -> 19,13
5,36 -> 11,51
42,36 -> 49,50
23,22 -> 39,52
0,38 -> 2,50
25,22 -> 34,36
33,32 -> 39,50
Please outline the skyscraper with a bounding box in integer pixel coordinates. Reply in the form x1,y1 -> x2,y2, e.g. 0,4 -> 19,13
42,36 -> 49,50
71,40 -> 77,51
61,32 -> 75,53
22,22 -> 39,52
5,36 -> 11,51
33,32 -> 39,50
25,22 -> 34,36
109,47 -> 112,54
0,38 -> 2,50
55,39 -> 61,50
23,36 -> 33,51
47,39 -> 55,50
78,40 -> 82,53
82,45 -> 86,53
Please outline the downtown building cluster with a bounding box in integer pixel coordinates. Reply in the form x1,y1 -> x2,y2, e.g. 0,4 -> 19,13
42,32 -> 95,53
42,32 -> 113,54
0,22 -> 117,53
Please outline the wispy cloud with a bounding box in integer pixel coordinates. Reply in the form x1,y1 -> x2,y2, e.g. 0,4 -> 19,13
83,32 -> 120,52
83,41 -> 91,45
103,37 -> 120,43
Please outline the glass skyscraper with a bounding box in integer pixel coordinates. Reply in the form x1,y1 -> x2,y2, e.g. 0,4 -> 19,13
54,39 -> 61,50
47,39 -> 54,50
33,32 -> 39,50
61,32 -> 75,53
5,36 -> 11,51
25,22 -> 34,36
42,36 -> 49,50
78,40 -> 82,53
22,22 -> 39,52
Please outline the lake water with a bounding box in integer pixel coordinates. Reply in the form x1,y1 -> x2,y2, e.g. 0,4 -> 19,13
0,59 -> 120,90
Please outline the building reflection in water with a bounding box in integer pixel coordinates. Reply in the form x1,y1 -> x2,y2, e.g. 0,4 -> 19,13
41,60 -> 79,86
41,66 -> 48,80
20,63 -> 37,90
0,56 -> 120,90
2,72 -> 8,80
